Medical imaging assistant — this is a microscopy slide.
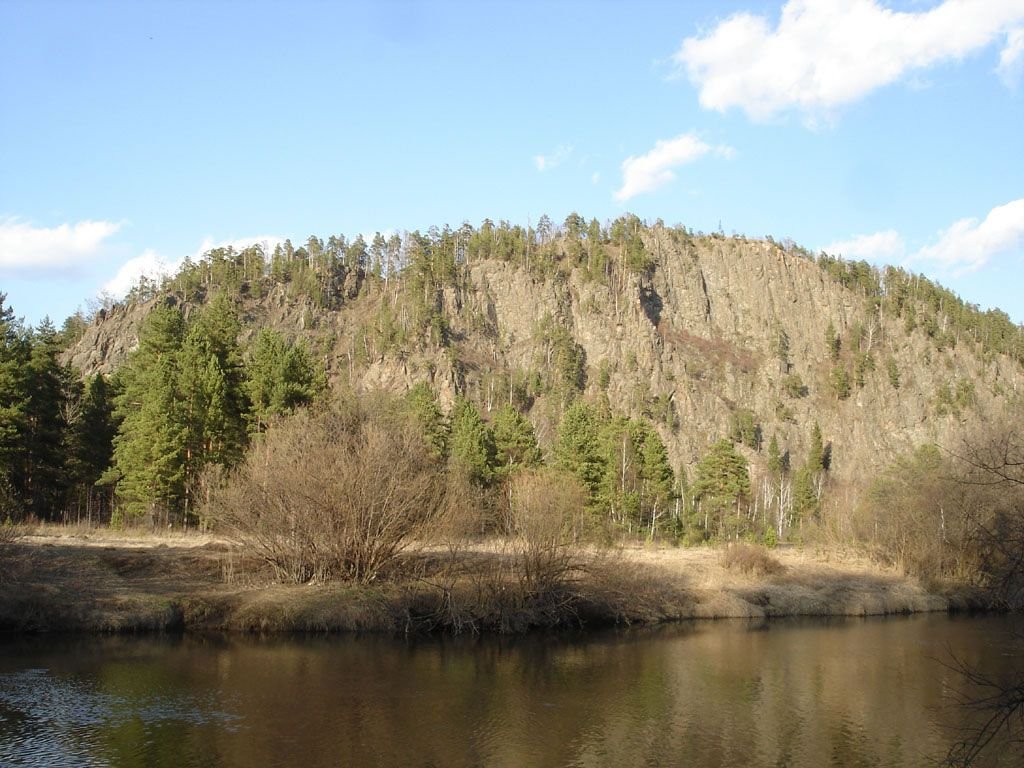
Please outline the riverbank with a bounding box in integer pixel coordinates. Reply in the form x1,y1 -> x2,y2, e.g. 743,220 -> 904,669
0,530 -> 987,634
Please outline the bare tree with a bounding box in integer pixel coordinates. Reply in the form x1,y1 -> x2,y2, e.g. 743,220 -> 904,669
205,400 -> 444,584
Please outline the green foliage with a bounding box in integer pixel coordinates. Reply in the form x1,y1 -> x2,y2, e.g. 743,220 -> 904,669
830,364 -> 851,400
767,434 -> 784,475
21,319 -> 72,517
109,304 -> 189,522
245,328 -> 323,433
886,356 -> 901,389
773,325 -> 790,369
597,417 -> 675,534
825,321 -> 841,361
729,409 -> 761,450
492,404 -> 541,475
554,401 -> 605,498
111,298 -> 263,524
0,295 -> 30,502
692,438 -> 750,533
781,373 -> 808,398
854,351 -> 875,387
792,466 -> 819,517
534,315 -> 586,395
403,383 -> 448,458
448,396 -> 496,486
935,378 -> 977,417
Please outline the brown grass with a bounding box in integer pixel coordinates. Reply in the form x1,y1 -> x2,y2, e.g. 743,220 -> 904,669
721,543 -> 785,576
0,533 -> 978,635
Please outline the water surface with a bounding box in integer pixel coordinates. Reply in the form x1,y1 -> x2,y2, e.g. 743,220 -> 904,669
1,614 -> 1021,767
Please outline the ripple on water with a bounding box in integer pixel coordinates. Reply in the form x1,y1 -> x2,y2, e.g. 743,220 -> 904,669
0,668 -> 241,767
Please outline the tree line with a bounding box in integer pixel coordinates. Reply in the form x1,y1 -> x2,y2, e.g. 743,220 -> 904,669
0,292 -> 321,526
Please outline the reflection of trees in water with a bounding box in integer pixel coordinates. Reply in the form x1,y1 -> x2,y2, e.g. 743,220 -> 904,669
3,620 -> 1021,767
943,651 -> 1024,767
943,421 -> 1024,766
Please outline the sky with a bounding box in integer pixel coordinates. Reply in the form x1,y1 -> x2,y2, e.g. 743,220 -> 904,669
1,0 -> 1023,327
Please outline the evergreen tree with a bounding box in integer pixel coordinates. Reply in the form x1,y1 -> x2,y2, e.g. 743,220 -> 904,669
555,400 -> 606,498
825,320 -> 841,361
109,304 -> 188,523
492,404 -> 541,474
404,383 -> 448,458
448,397 -> 496,486
692,438 -> 750,537
830,364 -> 851,400
66,374 -> 117,522
244,329 -> 321,433
0,295 -> 29,517
21,319 -> 71,518
177,295 -> 249,519
639,423 -> 675,534
767,434 -> 784,476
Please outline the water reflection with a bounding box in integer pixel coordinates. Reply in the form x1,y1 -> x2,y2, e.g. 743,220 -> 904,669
0,614 -> 1021,767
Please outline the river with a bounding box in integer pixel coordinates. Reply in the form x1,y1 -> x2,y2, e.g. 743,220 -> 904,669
1,614 -> 1021,767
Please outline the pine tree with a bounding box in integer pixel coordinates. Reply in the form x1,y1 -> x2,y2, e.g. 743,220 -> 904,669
448,397 -> 496,486
767,434 -> 784,476
109,304 -> 188,524
244,329 -> 321,433
404,383 -> 448,458
639,423 -> 675,535
0,294 -> 29,517
21,319 -> 71,518
555,400 -> 606,498
825,320 -> 841,361
692,438 -> 750,537
66,374 -> 117,522
492,404 -> 541,475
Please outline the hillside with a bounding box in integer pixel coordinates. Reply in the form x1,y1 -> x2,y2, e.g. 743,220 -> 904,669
62,218 -> 1024,492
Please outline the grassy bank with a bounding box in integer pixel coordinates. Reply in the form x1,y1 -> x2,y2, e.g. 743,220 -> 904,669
0,530 -> 988,635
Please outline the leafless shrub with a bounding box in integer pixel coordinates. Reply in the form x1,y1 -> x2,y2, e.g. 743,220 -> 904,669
721,543 -> 785,576
204,401 -> 444,584
506,468 -> 588,597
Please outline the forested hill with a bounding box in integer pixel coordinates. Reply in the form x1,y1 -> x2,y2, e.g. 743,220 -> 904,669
64,216 -> 1024,482
4,214 -> 1022,539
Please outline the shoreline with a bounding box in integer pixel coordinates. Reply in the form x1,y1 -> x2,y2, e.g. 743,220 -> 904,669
0,533 -> 990,635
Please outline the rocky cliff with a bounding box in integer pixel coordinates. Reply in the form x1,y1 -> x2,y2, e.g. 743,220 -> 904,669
63,226 -> 1024,486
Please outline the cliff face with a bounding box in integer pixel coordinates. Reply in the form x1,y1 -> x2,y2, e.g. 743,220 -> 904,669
64,231 -> 1023,483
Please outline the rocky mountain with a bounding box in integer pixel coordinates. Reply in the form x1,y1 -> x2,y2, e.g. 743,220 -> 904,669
62,219 -> 1024,487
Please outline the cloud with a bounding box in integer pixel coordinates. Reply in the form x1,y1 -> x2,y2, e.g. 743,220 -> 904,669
910,198 -> 1024,273
674,0 -> 1024,121
534,144 -> 573,171
823,230 -> 905,261
614,133 -> 734,202
0,218 -> 121,274
102,234 -> 284,298
998,27 -> 1024,85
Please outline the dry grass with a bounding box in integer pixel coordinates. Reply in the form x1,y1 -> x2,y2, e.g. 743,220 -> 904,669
0,532 -> 974,634
721,543 -> 785,576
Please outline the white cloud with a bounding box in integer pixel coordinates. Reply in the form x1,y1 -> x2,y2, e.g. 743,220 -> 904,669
674,0 -> 1024,121
534,144 -> 573,171
911,198 -> 1024,273
823,230 -> 905,261
997,27 -> 1024,84
0,218 -> 121,273
614,132 -> 734,202
102,234 -> 284,298
102,249 -> 176,297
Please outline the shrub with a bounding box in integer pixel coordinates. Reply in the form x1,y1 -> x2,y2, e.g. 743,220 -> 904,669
205,400 -> 444,584
506,469 -> 588,597
721,543 -> 785,576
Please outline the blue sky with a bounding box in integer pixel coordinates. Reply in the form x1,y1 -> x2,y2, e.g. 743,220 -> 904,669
2,0 -> 1023,327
